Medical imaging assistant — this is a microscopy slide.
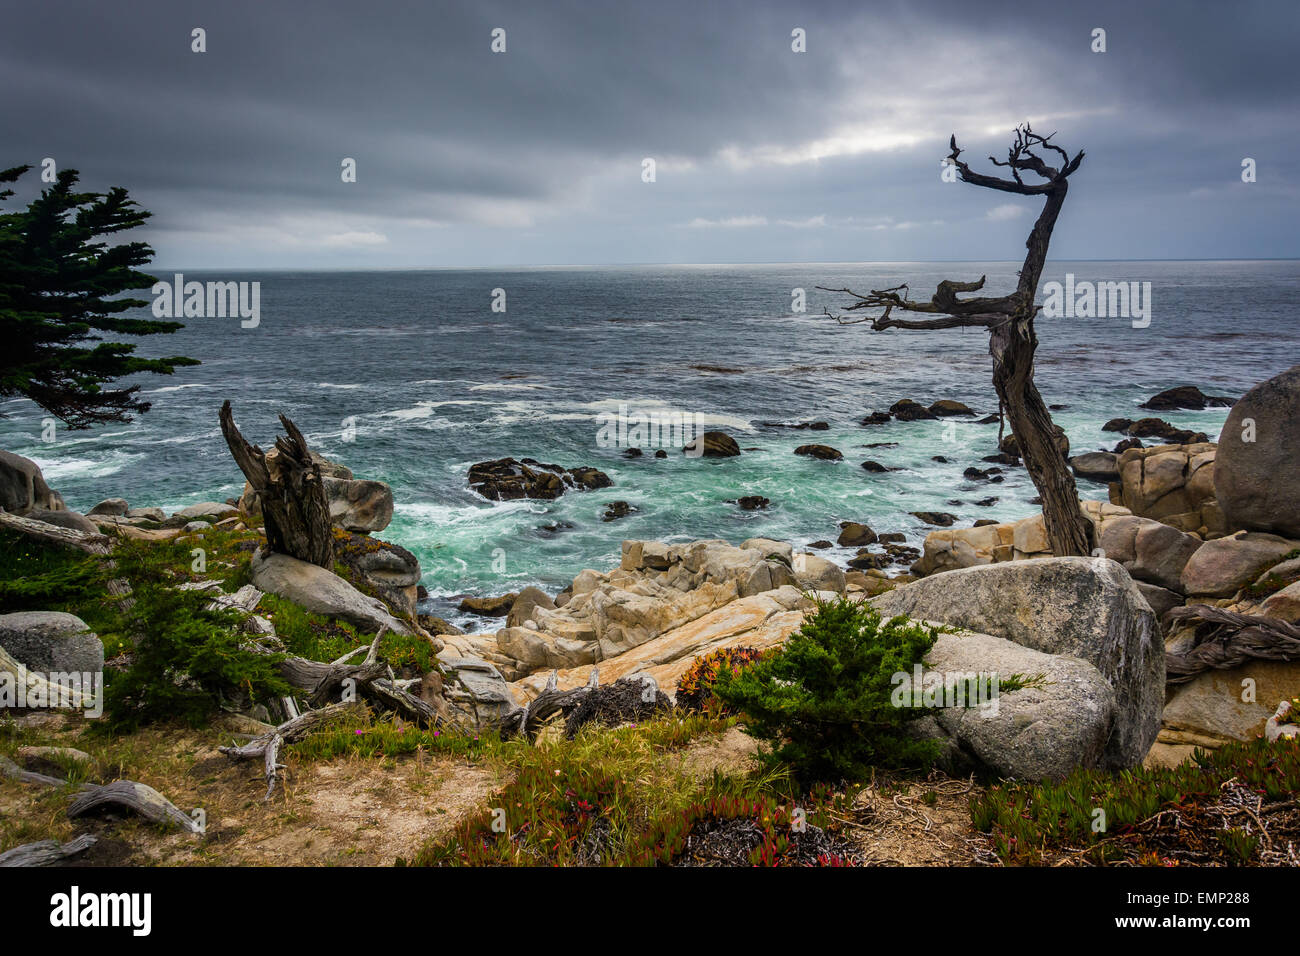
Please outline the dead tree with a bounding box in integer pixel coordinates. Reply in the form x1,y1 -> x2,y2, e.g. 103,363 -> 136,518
822,124 -> 1092,557
219,400 -> 334,568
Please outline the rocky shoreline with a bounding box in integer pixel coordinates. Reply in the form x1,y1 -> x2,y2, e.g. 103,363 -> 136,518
3,368 -> 1299,782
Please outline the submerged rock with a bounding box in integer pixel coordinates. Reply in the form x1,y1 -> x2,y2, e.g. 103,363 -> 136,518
467,457 -> 612,500
794,444 -> 843,461
1140,385 -> 1234,411
682,431 -> 741,457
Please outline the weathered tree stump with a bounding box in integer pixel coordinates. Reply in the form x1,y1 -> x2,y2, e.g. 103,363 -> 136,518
219,400 -> 334,568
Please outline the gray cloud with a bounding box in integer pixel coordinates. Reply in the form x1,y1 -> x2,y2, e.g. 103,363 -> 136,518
1,0 -> 1295,266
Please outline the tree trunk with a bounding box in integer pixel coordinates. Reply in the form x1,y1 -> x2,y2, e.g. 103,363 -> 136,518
219,400 -> 334,568
990,314 -> 1092,557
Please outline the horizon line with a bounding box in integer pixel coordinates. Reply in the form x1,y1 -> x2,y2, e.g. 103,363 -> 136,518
149,257 -> 1300,273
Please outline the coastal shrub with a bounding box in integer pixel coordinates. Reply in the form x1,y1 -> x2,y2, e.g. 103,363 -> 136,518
0,531 -> 108,619
712,595 -> 943,784
259,593 -> 433,672
970,736 -> 1300,865
101,541 -> 291,730
675,646 -> 768,713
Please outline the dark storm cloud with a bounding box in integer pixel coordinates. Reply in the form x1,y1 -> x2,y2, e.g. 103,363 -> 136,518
1,0 -> 1296,265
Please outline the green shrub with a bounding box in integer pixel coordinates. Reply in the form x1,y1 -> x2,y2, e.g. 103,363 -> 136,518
100,542 -> 291,730
712,595 -> 943,784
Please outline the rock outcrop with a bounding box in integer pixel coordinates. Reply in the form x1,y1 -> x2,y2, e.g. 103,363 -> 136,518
0,450 -> 65,515
467,457 -> 612,500
871,557 -> 1163,769
1110,442 -> 1222,535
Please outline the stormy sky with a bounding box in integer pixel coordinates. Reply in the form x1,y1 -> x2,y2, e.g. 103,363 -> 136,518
2,0 -> 1296,268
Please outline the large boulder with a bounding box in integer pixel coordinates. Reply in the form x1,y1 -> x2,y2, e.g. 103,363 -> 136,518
170,501 -> 239,524
1096,515 -> 1202,592
507,586 -> 556,628
249,550 -> 410,635
1215,365 -> 1300,538
437,654 -> 522,725
322,476 -> 394,533
917,628 -> 1116,780
0,612 -> 103,675
1070,452 -> 1120,483
791,553 -> 846,592
0,450 -> 64,514
1180,531 -> 1299,598
871,557 -> 1162,769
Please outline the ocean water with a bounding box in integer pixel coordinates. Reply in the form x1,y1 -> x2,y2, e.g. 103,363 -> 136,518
2,261 -> 1296,627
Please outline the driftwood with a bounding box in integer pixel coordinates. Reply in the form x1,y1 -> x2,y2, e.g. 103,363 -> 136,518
0,754 -> 93,790
508,668 -> 603,740
272,628 -> 440,729
67,780 -> 203,833
0,509 -> 112,555
219,400 -> 334,568
0,834 -> 97,867
5,752 -> 204,836
219,700 -> 364,800
1166,605 -> 1300,684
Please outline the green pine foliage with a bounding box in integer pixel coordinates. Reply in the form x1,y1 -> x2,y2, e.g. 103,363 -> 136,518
0,164 -> 198,428
712,595 -> 944,783
0,530 -> 290,731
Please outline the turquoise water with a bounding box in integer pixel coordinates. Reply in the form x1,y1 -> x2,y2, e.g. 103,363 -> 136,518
1,261 -> 1294,627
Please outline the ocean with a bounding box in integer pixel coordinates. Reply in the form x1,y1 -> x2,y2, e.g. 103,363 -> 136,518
2,260 -> 1296,628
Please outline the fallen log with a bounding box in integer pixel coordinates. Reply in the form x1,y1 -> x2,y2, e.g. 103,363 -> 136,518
0,834 -> 97,867
0,509 -> 112,555
67,780 -> 203,833
0,754 -> 91,790
1166,605 -> 1300,685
